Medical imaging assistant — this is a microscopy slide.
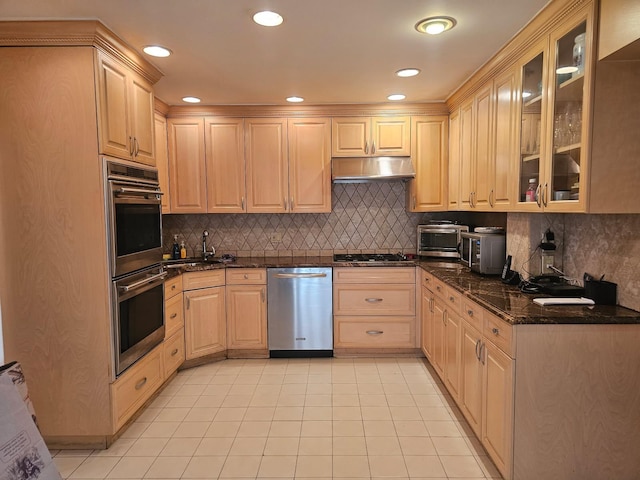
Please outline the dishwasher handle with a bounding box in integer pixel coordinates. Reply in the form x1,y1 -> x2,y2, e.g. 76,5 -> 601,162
273,273 -> 328,279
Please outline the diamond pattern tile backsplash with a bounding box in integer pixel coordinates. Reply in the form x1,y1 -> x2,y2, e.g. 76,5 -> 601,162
163,182 -> 507,258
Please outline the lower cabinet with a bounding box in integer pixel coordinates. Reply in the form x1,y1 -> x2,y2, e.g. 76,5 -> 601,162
183,270 -> 226,359
226,268 -> 267,352
163,330 -> 185,378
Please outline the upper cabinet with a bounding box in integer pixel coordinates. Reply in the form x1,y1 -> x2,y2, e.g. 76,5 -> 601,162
154,112 -> 171,213
598,0 -> 640,61
95,51 -> 155,166
406,116 -> 448,212
332,116 -> 410,157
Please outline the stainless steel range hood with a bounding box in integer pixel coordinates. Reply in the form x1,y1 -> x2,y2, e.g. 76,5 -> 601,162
332,156 -> 416,183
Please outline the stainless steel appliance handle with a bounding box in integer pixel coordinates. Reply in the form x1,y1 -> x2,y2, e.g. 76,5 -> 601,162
115,187 -> 164,196
273,273 -> 327,279
119,271 -> 168,292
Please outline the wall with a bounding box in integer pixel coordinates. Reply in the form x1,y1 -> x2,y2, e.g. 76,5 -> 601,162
507,213 -> 640,311
163,182 -> 506,257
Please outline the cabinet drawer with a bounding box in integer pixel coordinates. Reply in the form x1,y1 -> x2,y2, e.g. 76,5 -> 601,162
111,345 -> 163,430
484,311 -> 514,357
333,267 -> 415,284
226,268 -> 267,285
335,317 -> 416,348
165,293 -> 184,339
334,284 -> 416,316
445,286 -> 462,314
165,274 -> 183,300
432,277 -> 448,299
183,269 -> 225,290
461,297 -> 484,332
163,330 -> 185,379
421,270 -> 434,289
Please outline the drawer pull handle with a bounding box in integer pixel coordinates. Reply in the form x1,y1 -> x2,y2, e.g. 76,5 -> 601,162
491,327 -> 500,335
170,313 -> 177,319
243,274 -> 248,279
171,348 -> 179,356
467,309 -> 473,317
366,330 -> 383,335
135,377 -> 148,390
365,298 -> 383,303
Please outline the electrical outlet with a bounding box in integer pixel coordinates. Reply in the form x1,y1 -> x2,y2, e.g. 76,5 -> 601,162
541,252 -> 555,274
270,232 -> 282,243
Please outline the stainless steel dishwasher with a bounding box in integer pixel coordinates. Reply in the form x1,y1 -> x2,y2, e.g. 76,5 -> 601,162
267,267 -> 333,357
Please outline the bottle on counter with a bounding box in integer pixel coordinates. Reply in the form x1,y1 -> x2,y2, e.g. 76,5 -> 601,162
180,241 -> 187,259
525,178 -> 538,202
172,234 -> 180,260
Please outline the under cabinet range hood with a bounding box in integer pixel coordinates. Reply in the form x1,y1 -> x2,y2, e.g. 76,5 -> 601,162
331,156 -> 416,183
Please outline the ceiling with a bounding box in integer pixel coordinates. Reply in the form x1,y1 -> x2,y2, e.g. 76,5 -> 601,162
0,0 -> 550,106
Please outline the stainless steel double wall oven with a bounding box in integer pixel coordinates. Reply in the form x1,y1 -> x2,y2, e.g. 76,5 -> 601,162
104,158 -> 166,376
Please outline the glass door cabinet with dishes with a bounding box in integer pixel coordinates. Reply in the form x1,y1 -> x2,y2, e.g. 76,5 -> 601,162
516,8 -> 592,212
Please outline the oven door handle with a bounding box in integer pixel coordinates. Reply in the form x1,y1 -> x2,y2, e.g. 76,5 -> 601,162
115,187 -> 164,196
119,271 -> 168,293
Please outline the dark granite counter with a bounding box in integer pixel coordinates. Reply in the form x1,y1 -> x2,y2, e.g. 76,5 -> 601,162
417,260 -> 640,325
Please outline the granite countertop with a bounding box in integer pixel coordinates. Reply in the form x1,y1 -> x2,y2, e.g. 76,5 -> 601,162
417,260 -> 640,325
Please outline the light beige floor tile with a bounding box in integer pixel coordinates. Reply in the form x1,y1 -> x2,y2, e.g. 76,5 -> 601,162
69,456 -> 119,478
142,422 -> 180,438
237,420 -> 271,437
418,406 -> 452,421
368,455 -> 408,477
243,406 -> 275,421
269,420 -> 302,437
307,381 -> 332,392
277,394 -> 305,406
253,385 -> 282,396
332,394 -> 360,406
303,406 -> 332,420
394,420 -> 429,437
300,420 -> 332,437
257,455 -> 297,478
332,420 -> 364,437
144,456 -> 190,478
357,383 -> 385,395
136,407 -> 162,423
53,456 -> 86,478
172,421 -> 210,438
333,374 -> 357,384
233,374 -> 261,385
173,384 -> 207,396
295,455 -> 332,478
333,436 -> 367,455
404,455 -> 446,478
280,383 -> 307,395
149,396 -> 171,409
332,383 -> 358,394
355,374 -> 381,384
91,438 -> 134,457
425,420 -> 464,437
386,394 -> 416,406
475,454 -> 503,478
398,436 -> 437,456
215,407 -> 247,421
263,437 -> 299,456
359,394 -> 387,406
363,420 -> 397,437
463,435 -> 487,456
413,395 -> 445,407
221,394 -> 252,408
307,375 -> 332,385
379,374 -> 405,384
184,407 -> 218,422
119,422 -> 149,439
305,394 -> 332,406
408,382 -> 439,395
205,384 -> 232,395
107,456 -> 155,478
298,437 -> 332,455
204,421 -> 241,438
126,438 -> 169,456
259,374 -> 285,385
390,405 -> 422,421
333,406 -> 362,420
194,437 -> 234,456
366,436 -> 402,456
220,455 -> 262,478
361,406 -> 392,420
432,436 -> 474,456
249,394 -> 279,407
159,438 -> 201,457
333,455 -> 370,477
193,394 -> 225,408
182,456 -> 226,478
439,455 -> 484,478
273,406 -> 303,420
229,436 -> 267,456
228,384 -> 257,395
164,396 -> 199,408
284,374 -> 308,384
383,383 -> 411,395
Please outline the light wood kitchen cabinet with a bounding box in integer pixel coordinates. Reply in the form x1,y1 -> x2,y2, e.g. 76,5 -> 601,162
96,51 -> 155,165
598,0 -> 640,60
164,274 -> 184,339
245,118 -> 288,213
183,271 -> 226,359
332,116 -> 410,157
406,116 -> 448,212
288,117 -> 332,213
458,98 -> 474,209
163,329 -> 185,379
226,268 -> 267,352
460,319 -> 483,436
154,112 -> 171,213
420,272 -> 435,360
448,109 -> 461,209
167,117 -> 207,213
205,117 -> 246,213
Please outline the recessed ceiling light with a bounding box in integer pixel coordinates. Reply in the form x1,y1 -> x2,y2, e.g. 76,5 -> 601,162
522,91 -> 532,98
182,96 -> 201,103
415,16 -> 457,35
387,94 -> 406,101
396,68 -> 421,78
286,96 -> 304,103
253,10 -> 284,27
556,65 -> 579,74
142,45 -> 172,57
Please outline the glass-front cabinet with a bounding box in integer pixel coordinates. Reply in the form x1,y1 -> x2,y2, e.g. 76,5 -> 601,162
516,8 -> 592,212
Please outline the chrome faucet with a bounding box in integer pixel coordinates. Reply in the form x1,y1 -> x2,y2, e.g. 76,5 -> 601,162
202,230 -> 215,261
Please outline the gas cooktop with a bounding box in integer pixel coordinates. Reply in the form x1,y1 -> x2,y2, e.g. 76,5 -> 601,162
333,253 -> 409,263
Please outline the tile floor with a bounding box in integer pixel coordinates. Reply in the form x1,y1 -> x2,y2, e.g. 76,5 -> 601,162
52,357 -> 503,479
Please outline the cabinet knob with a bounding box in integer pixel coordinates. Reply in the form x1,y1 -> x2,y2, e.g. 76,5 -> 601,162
449,296 -> 455,303
467,309 -> 473,317
243,274 -> 249,279
171,348 -> 179,356
492,327 -> 499,335
170,313 -> 177,319
171,285 -> 176,290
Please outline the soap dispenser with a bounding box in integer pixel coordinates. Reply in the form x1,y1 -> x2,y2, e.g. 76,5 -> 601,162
180,241 -> 187,259
172,235 -> 180,260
